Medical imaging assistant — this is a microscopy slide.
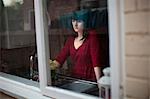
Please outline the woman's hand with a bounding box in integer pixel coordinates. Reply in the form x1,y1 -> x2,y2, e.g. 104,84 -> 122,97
49,59 -> 59,70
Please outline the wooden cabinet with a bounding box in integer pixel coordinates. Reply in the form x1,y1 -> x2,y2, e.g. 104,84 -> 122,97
1,2 -> 35,49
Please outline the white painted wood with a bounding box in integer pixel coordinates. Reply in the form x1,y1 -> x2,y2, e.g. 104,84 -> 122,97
34,0 -> 51,91
120,0 -> 126,98
108,0 -> 125,99
120,0 -> 126,97
0,73 -> 50,99
0,72 -> 39,87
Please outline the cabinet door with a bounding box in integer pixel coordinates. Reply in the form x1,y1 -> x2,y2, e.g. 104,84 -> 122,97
0,0 -> 39,83
1,4 -> 35,49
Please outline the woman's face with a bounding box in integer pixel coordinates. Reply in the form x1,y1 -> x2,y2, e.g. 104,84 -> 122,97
72,19 -> 84,33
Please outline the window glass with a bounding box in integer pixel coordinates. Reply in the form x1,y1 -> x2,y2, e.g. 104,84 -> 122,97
0,0 -> 39,82
47,0 -> 109,97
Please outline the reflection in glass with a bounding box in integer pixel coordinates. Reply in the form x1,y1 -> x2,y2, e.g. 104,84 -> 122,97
47,0 -> 109,97
0,0 -> 39,82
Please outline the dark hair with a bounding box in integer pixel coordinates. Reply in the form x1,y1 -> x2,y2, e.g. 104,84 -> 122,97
71,10 -> 90,40
71,21 -> 89,40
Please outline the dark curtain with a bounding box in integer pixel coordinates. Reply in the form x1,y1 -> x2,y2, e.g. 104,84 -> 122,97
59,8 -> 108,30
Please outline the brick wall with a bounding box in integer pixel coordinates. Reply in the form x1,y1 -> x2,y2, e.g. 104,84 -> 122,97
125,0 -> 150,98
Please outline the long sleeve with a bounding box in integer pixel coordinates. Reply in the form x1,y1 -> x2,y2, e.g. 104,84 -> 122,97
89,30 -> 101,67
55,37 -> 71,66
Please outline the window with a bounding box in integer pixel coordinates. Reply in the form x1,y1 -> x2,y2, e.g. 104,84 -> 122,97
0,0 -> 124,99
35,0 -> 123,98
0,0 -> 39,84
46,0 -> 109,97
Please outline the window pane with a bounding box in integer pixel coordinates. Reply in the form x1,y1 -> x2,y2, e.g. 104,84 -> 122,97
47,0 -> 109,96
0,0 -> 39,83
46,0 -> 109,97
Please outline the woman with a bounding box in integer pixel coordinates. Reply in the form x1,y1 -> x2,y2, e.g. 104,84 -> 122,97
50,10 -> 101,82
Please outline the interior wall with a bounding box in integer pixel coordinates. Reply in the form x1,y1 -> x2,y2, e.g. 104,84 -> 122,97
0,0 -> 36,78
47,0 -> 79,59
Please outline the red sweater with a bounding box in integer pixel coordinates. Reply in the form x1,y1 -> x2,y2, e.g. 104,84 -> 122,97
56,30 -> 101,81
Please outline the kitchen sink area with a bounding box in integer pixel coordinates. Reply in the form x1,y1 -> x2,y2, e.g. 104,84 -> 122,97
52,73 -> 99,97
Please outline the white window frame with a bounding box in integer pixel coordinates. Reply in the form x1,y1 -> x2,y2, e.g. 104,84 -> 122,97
0,0 -> 125,99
